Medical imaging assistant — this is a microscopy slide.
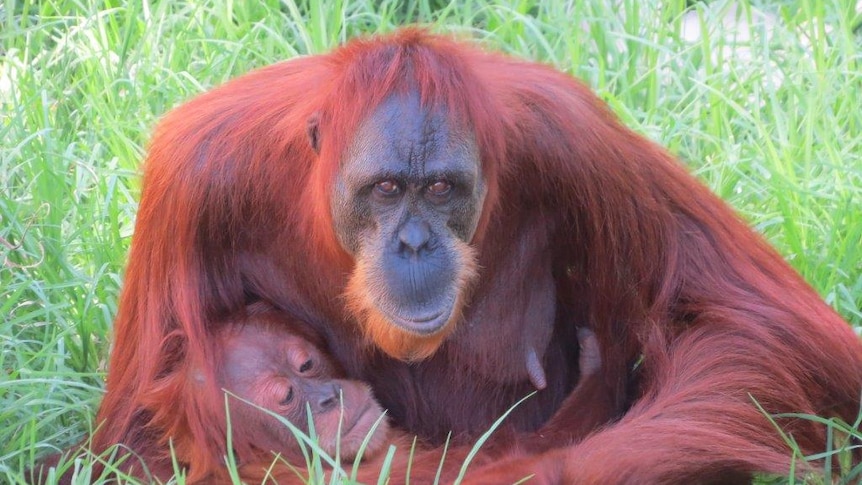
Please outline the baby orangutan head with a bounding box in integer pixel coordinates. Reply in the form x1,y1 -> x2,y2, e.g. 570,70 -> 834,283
215,307 -> 390,461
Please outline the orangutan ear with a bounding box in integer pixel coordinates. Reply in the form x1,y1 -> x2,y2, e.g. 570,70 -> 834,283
307,112 -> 321,153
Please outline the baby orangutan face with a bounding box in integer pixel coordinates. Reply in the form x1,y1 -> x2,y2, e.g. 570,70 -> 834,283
217,320 -> 390,461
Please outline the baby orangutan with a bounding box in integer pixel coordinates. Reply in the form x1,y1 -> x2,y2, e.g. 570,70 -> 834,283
212,304 -> 606,484
215,304 -> 389,464
30,305 -> 605,485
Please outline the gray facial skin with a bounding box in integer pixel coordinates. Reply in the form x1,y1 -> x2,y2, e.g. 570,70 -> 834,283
329,93 -> 486,334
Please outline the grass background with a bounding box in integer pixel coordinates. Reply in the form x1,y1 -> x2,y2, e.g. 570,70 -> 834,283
1,0 -> 861,483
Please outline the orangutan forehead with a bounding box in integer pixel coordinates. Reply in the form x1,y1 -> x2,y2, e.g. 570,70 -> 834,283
344,93 -> 479,181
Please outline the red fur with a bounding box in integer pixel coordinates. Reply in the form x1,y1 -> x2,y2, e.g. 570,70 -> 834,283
87,28 -> 862,483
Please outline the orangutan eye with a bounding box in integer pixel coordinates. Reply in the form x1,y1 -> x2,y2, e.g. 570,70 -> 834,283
375,179 -> 401,196
299,359 -> 313,373
280,386 -> 294,405
427,179 -> 451,197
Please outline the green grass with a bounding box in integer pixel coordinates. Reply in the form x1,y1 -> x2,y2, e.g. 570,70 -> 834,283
2,0 -> 860,483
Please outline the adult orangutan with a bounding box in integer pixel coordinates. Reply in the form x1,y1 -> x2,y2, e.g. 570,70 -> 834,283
88,28 -> 862,483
